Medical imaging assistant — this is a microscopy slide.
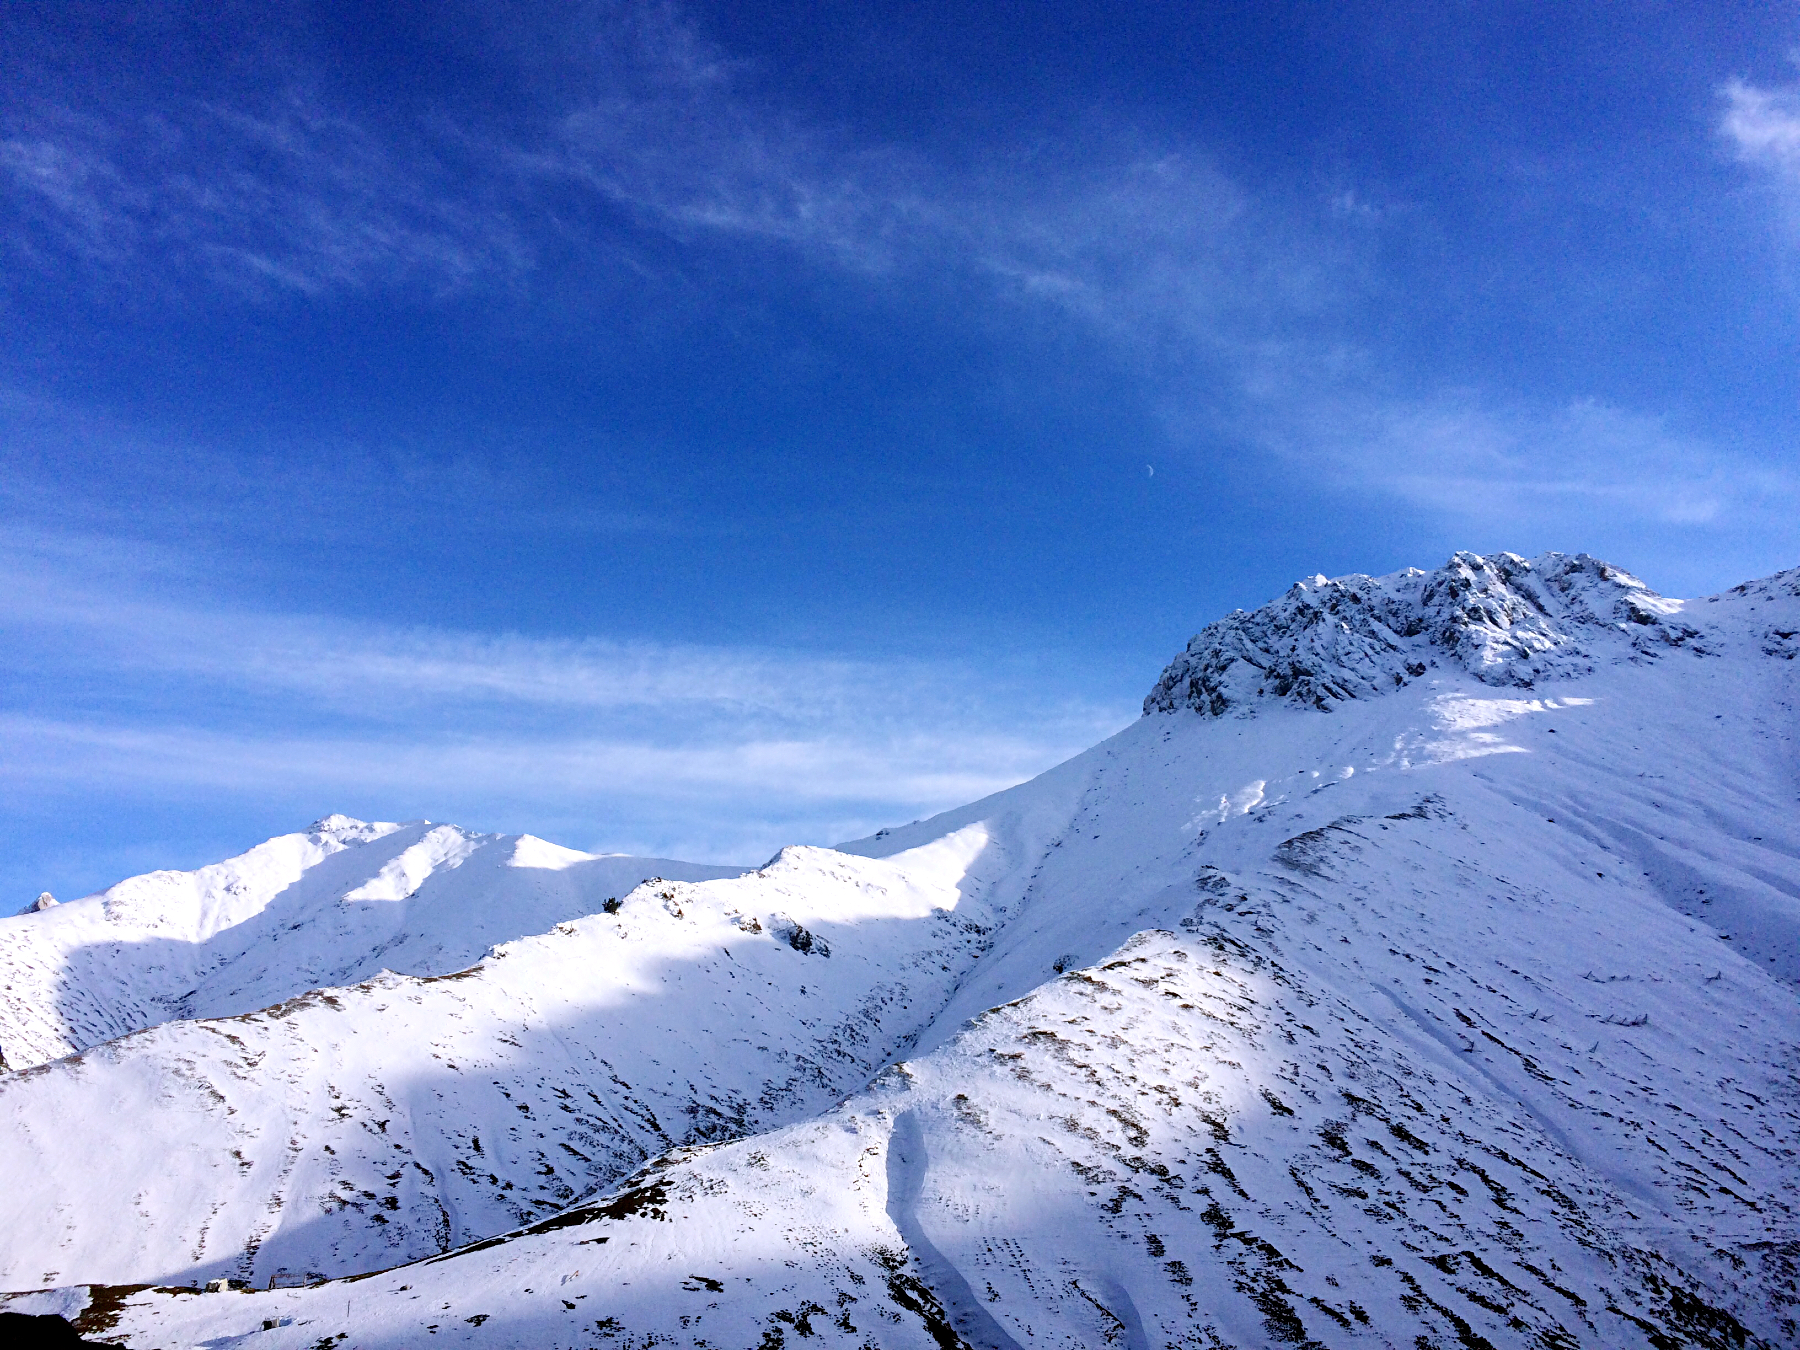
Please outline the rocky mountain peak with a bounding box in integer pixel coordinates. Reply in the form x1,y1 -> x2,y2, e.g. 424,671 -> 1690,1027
1144,549 -> 1703,717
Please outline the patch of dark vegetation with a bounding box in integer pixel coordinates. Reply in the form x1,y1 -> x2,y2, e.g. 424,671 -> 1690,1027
771,1301 -> 827,1336
1106,1107 -> 1151,1148
1069,1281 -> 1130,1342
1456,1158 -> 1520,1213
1474,1027 -> 1558,1084
1203,1148 -> 1250,1199
1318,1122 -> 1351,1159
1102,1184 -> 1145,1215
1200,1199 -> 1234,1242
1385,795 -> 1448,821
1234,1272 -> 1312,1344
1388,1120 -> 1433,1154
1260,1088 -> 1295,1117
1274,825 -> 1356,878
1640,1271 -> 1765,1349
1307,1296 -> 1353,1329
413,963 -> 485,985
1516,1261 -> 1586,1310
71,1284 -> 154,1340
1396,1271 -> 1498,1350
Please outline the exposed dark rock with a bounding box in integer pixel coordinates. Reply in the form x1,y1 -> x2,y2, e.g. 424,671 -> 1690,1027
0,1311 -> 120,1347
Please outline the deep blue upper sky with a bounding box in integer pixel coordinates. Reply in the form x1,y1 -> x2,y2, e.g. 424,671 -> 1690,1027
4,1 -> 1798,898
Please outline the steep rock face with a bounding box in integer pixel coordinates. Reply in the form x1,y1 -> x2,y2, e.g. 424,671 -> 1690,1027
1144,550 -> 1704,717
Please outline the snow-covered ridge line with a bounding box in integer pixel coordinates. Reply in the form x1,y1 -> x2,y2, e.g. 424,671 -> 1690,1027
1144,549 -> 1706,718
0,816 -> 743,1071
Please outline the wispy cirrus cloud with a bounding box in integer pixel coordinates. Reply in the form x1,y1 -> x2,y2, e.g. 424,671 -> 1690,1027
540,37 -> 1799,560
543,46 -> 1298,350
1,90 -> 531,297
1,0 -> 1311,343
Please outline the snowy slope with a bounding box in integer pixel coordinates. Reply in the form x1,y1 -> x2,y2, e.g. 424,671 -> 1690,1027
0,829 -> 1015,1288
3,551 -> 1798,1350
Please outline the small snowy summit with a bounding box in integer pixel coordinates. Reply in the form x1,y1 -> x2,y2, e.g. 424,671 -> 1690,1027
3,551 -> 1798,1350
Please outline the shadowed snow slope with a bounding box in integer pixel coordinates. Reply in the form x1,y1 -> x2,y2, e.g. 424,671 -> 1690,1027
2,552 -> 1798,1350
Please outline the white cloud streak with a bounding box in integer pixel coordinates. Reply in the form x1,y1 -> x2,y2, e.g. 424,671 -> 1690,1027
0,539 -> 1095,728
1267,393 -> 1797,532
1722,76 -> 1800,182
0,717 -> 1057,814
545,64 -> 1289,356
1719,72 -> 1800,254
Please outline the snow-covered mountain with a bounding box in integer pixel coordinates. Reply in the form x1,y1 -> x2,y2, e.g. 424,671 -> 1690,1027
2,550 -> 1797,1350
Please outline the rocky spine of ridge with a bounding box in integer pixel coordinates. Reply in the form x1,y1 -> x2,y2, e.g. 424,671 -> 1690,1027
1144,548 -> 1707,717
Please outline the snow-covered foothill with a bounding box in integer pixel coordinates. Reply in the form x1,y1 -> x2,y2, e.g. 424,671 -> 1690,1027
0,817 -> 741,1071
1,552 -> 1796,1350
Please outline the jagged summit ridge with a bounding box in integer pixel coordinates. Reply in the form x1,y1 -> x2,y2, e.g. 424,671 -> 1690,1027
1144,549 -> 1704,717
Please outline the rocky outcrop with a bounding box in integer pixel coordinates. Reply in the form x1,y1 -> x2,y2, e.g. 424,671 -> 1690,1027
1145,550 -> 1705,717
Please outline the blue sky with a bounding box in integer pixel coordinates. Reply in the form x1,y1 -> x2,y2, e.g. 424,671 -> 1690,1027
4,1 -> 1799,900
